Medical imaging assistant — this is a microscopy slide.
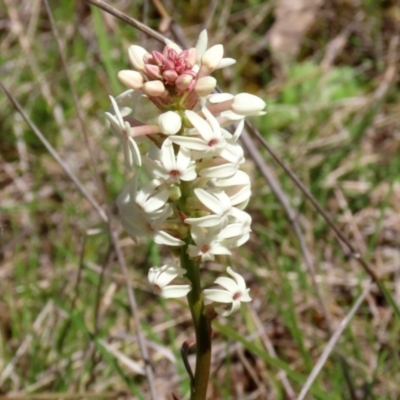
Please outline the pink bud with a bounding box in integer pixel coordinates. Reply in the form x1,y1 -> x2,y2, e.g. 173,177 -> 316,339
181,69 -> 197,78
143,80 -> 166,97
152,51 -> 164,66
118,70 -> 144,90
175,74 -> 193,91
163,70 -> 179,83
163,58 -> 175,70
143,53 -> 154,64
163,46 -> 178,59
144,64 -> 162,80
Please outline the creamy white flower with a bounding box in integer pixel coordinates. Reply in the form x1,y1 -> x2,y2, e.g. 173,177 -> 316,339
143,139 -> 197,183
135,178 -> 169,215
185,188 -> 232,228
218,209 -> 252,248
203,267 -> 251,316
148,264 -> 191,298
214,170 -> 251,188
117,178 -> 184,246
105,96 -> 141,169
195,30 -> 236,71
187,226 -> 231,261
170,107 -> 225,157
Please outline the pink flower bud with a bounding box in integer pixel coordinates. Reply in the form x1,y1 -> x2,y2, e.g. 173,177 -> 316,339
143,80 -> 166,97
152,51 -> 164,66
194,76 -> 216,97
163,58 -> 175,70
175,74 -> 193,91
163,70 -> 179,83
118,70 -> 144,90
144,64 -> 162,80
143,53 -> 155,64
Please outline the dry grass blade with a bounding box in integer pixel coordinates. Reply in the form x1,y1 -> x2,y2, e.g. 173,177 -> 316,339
296,282 -> 373,400
85,0 -> 165,43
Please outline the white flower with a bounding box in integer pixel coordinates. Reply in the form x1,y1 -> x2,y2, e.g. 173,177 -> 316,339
148,264 -> 191,298
185,188 -> 232,228
117,178 -> 185,246
143,139 -> 197,183
195,30 -> 236,71
169,107 -> 225,157
216,208 -> 252,248
187,226 -> 231,261
105,96 -> 141,169
203,267 -> 251,316
135,178 -> 169,215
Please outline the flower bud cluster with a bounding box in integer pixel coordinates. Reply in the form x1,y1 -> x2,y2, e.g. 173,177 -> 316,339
106,31 -> 266,316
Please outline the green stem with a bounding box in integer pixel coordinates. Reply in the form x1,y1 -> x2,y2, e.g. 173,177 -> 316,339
180,245 -> 212,400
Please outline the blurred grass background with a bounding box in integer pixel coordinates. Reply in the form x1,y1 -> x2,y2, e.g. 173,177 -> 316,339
1,0 -> 400,399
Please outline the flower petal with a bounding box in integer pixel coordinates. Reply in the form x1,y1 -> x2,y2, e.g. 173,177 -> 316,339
203,288 -> 233,303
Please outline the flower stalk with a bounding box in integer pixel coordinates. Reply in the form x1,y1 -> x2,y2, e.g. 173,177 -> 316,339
105,29 -> 266,399
181,244 -> 212,400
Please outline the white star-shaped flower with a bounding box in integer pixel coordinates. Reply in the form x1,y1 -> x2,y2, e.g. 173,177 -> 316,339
169,107 -> 226,158
143,139 -> 197,183
185,188 -> 232,228
148,264 -> 191,298
105,96 -> 142,170
117,177 -> 184,247
203,267 -> 251,316
187,226 -> 231,262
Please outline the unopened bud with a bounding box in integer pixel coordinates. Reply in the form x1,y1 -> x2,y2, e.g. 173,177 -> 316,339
168,185 -> 182,202
152,51 -> 164,66
194,76 -> 216,97
158,111 -> 182,135
143,80 -> 166,97
163,70 -> 179,83
118,70 -> 144,90
128,45 -> 149,71
200,44 -> 223,76
175,74 -> 193,91
188,48 -> 197,66
231,93 -> 266,116
144,64 -> 162,80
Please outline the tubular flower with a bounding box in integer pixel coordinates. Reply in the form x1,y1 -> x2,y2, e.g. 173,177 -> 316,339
106,30 -> 265,316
